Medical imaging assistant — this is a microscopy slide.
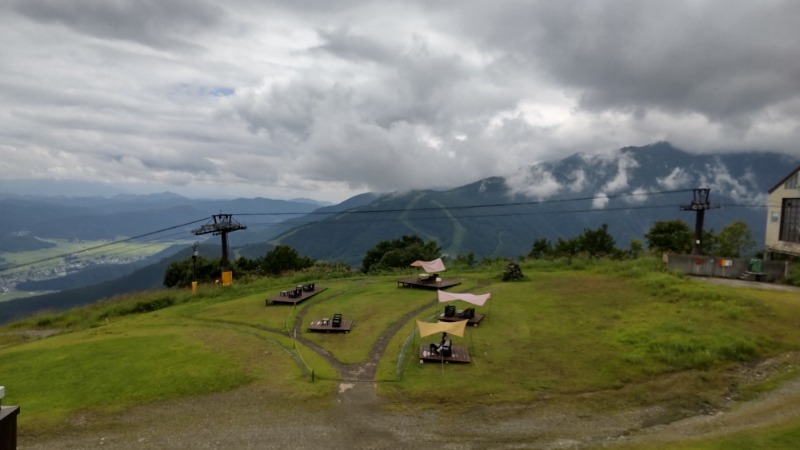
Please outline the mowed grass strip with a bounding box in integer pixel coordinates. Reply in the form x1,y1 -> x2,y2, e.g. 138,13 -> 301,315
0,314 -> 333,434
0,330 -> 249,433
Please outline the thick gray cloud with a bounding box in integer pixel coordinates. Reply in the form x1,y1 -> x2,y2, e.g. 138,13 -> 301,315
1,0 -> 798,202
457,1 -> 800,123
12,0 -> 224,50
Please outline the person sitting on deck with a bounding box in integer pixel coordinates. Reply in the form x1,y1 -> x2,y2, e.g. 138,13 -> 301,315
429,332 -> 452,357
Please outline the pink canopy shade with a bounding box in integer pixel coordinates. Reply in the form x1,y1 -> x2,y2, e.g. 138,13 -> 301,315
409,257 -> 446,273
437,290 -> 491,306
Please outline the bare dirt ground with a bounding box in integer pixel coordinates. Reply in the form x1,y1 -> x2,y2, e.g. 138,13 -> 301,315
16,279 -> 800,449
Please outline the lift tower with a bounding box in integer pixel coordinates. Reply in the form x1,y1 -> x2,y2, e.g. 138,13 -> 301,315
192,214 -> 246,284
680,188 -> 718,255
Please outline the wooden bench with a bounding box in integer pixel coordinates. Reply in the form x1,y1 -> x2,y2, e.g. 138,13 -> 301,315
307,316 -> 353,333
418,343 -> 471,364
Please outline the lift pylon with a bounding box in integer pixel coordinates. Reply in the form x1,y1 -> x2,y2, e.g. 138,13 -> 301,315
192,214 -> 246,285
680,188 -> 719,255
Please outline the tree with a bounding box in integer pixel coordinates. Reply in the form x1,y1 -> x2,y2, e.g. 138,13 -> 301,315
262,245 -> 315,276
361,235 -> 441,273
645,220 -> 693,254
628,239 -> 644,258
576,224 -> 617,257
717,220 -> 756,258
553,237 -> 580,257
453,252 -> 476,268
163,256 -> 220,288
702,229 -> 719,256
528,238 -> 553,259
234,256 -> 261,275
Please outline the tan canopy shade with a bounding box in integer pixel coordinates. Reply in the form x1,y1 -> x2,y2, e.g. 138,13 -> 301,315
416,319 -> 468,338
410,258 -> 446,273
437,290 -> 491,306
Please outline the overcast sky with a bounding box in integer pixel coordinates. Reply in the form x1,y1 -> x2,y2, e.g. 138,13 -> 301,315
1,1 -> 798,202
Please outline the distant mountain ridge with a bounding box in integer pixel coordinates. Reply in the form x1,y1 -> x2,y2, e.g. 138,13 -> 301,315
0,193 -> 322,251
269,142 -> 796,265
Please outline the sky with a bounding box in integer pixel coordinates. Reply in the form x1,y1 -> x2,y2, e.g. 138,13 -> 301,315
1,1 -> 799,203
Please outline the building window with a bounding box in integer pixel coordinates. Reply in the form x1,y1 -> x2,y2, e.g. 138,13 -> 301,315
785,173 -> 800,190
779,198 -> 800,243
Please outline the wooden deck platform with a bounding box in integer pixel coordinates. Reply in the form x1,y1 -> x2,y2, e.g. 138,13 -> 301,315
419,343 -> 471,363
307,318 -> 353,333
396,277 -> 461,290
266,286 -> 327,305
438,312 -> 484,326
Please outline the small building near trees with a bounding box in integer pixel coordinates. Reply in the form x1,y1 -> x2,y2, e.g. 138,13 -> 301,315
765,164 -> 800,259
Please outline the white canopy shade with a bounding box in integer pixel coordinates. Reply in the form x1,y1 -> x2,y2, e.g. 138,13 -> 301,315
437,290 -> 491,306
410,258 -> 446,273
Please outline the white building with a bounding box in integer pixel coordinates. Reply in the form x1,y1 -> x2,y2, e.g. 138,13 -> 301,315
765,165 -> 800,259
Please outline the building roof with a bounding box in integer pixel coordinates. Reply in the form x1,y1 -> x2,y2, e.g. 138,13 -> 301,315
769,164 -> 800,194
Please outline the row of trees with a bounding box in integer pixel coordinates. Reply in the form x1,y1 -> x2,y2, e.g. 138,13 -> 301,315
644,219 -> 756,257
528,223 -> 621,259
163,245 -> 317,288
356,218 -> 756,272
164,218 -> 757,287
528,219 -> 756,260
357,219 -> 757,272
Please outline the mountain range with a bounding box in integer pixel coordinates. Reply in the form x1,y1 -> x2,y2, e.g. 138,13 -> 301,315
1,141 -> 796,322
0,192 -> 327,251
266,142 -> 794,265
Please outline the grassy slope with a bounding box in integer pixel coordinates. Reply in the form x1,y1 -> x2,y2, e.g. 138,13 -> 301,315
1,257 -> 800,446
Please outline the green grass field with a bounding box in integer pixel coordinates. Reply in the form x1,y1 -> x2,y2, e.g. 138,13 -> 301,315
2,256 -> 800,446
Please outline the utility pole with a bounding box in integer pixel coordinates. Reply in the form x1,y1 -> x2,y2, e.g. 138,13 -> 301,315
680,188 -> 718,255
190,241 -> 199,293
192,241 -> 199,281
192,214 -> 246,285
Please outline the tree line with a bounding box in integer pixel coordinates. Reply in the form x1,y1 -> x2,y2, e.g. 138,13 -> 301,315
163,219 -> 757,287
